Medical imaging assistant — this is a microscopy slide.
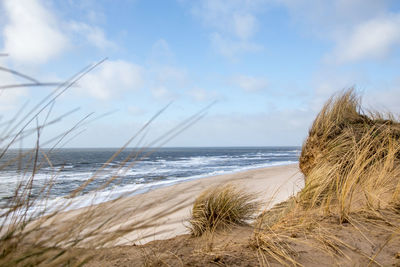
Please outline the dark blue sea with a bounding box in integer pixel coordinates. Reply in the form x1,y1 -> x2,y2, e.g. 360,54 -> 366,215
0,147 -> 300,211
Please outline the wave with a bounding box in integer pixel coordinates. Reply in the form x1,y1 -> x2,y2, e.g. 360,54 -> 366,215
0,146 -> 300,217
62,160 -> 298,209
0,159 -> 298,224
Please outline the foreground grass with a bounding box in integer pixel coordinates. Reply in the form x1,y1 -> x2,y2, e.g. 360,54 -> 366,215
0,61 -> 207,266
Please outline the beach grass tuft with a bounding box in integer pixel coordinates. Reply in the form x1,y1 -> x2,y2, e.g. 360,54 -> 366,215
188,184 -> 260,237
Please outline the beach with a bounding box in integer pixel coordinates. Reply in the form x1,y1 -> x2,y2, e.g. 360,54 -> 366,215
48,163 -> 303,246
4,92 -> 400,266
3,1 -> 400,265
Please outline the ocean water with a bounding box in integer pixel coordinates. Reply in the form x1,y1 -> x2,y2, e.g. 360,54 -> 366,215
0,147 -> 300,212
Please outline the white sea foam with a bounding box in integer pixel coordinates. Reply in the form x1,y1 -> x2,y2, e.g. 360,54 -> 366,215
0,147 -> 300,219
0,161 -> 298,224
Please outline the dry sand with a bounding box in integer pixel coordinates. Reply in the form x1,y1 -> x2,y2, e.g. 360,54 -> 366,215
53,164 -> 303,246
27,163 -> 400,266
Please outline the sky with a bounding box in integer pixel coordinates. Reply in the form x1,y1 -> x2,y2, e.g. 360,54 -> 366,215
1,0 -> 400,148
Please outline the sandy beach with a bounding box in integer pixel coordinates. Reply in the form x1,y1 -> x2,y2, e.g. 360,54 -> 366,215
48,164 -> 303,246
5,92 -> 400,266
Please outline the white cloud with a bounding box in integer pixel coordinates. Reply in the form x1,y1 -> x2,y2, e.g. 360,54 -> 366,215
69,21 -> 116,50
278,0 -> 400,63
1,0 -> 68,64
278,0 -> 389,38
191,0 -> 264,39
232,75 -> 268,92
329,14 -> 400,63
78,60 -> 143,100
189,0 -> 266,58
1,0 -> 117,64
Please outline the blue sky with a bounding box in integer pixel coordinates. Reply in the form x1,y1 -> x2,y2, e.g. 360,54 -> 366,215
1,0 -> 400,148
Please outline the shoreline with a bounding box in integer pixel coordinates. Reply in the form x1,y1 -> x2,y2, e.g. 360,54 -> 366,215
49,163 -> 304,246
118,160 -> 299,200
38,161 -> 299,214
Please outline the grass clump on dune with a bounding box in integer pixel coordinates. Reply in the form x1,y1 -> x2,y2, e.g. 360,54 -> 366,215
189,184 -> 260,237
300,89 -> 400,178
298,89 -> 400,219
254,89 -> 400,266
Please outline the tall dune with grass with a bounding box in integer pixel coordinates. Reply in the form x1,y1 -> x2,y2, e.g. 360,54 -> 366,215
255,89 -> 400,266
299,89 -> 400,217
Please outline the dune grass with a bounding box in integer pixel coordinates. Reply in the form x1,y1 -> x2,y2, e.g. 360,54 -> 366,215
254,89 -> 400,266
188,184 -> 260,237
298,89 -> 400,218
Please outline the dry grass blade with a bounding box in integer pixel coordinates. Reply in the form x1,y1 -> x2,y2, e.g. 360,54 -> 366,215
0,59 -> 213,266
254,229 -> 301,267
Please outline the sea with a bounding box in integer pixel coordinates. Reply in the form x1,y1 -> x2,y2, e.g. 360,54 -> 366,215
0,147 -> 300,213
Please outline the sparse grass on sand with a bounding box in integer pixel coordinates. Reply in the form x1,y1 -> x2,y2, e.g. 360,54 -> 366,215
188,184 -> 260,237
